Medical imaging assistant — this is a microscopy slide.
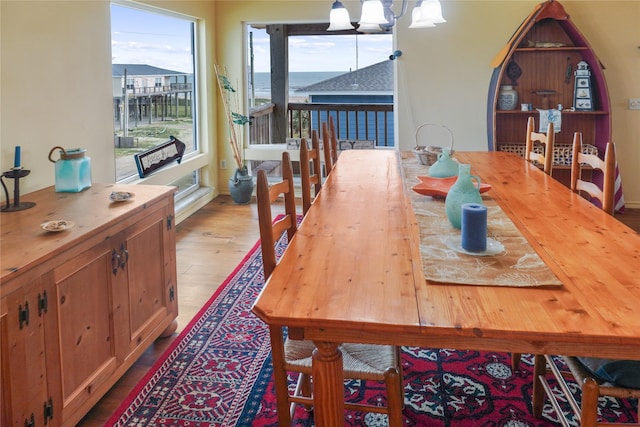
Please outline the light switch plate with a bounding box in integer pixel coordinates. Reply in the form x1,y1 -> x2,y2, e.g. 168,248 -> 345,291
629,98 -> 640,110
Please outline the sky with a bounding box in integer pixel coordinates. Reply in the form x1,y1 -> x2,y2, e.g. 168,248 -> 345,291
249,27 -> 393,73
111,4 -> 194,73
111,4 -> 393,74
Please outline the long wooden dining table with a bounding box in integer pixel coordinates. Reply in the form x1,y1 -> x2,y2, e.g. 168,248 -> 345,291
252,149 -> 640,427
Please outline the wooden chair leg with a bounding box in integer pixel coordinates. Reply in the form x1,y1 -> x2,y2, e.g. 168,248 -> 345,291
290,373 -> 313,419
269,326 -> 292,426
385,367 -> 404,427
580,377 -> 599,427
532,354 -> 547,418
396,346 -> 405,409
511,353 -> 522,371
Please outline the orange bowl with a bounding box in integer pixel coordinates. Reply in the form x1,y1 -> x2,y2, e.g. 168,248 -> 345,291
412,176 -> 492,197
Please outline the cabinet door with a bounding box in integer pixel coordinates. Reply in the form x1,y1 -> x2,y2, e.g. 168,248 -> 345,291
49,238 -> 122,424
120,204 -> 177,358
1,277 -> 57,426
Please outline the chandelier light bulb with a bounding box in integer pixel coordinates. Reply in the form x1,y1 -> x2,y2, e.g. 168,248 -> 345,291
327,0 -> 445,32
327,1 -> 355,31
359,0 -> 388,25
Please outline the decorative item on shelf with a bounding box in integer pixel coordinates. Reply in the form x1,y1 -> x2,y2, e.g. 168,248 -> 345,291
48,146 -> 92,193
565,57 -> 573,84
1,146 -> 36,212
444,163 -> 484,229
573,60 -> 594,111
413,123 -> 454,166
506,59 -> 522,86
538,106 -> 562,133
498,85 -> 518,110
526,40 -> 566,48
215,64 -> 254,205
532,89 -> 557,109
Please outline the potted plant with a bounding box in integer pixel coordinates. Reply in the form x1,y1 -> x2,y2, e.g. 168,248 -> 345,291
215,64 -> 253,204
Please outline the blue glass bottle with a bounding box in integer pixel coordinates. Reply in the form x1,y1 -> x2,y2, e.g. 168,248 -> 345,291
444,164 -> 483,229
428,147 -> 458,178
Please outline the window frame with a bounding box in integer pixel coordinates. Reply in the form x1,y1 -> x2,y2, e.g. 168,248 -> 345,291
110,0 -> 206,199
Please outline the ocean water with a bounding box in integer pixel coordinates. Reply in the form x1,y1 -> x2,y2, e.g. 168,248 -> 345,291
250,71 -> 345,98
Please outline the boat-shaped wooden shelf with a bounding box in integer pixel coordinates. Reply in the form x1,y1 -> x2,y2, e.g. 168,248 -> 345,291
487,0 -> 611,157
486,0 -> 623,210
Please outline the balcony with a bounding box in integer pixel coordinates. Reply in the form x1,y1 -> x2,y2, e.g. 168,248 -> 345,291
246,101 -> 394,177
249,102 -> 394,146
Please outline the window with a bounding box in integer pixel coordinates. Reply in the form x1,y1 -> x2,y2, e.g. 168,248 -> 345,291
111,2 -> 198,188
245,25 -> 394,177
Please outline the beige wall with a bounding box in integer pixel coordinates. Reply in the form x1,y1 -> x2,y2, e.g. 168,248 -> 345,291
1,1 -> 638,207
0,0 -> 218,197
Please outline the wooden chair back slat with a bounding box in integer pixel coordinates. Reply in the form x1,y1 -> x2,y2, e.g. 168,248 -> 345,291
525,116 -> 555,175
329,115 -> 339,165
300,131 -> 322,216
321,121 -> 334,175
256,151 -> 297,278
571,132 -> 616,215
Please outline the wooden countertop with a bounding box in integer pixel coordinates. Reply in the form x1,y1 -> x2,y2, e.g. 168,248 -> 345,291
1,183 -> 175,289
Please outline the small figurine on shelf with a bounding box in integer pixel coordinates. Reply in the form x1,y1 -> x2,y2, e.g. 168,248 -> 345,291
533,89 -> 557,110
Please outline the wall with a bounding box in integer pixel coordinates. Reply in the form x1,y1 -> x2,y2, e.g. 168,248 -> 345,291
0,0 -> 218,200
213,0 -> 639,207
1,1 -> 114,194
1,1 -> 638,207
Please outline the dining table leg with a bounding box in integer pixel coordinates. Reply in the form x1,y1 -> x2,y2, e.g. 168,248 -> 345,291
312,341 -> 344,427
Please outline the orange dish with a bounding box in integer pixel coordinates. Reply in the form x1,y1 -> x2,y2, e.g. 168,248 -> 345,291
412,176 -> 492,197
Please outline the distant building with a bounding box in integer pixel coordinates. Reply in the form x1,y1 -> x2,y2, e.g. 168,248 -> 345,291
296,61 -> 394,146
112,64 -> 193,127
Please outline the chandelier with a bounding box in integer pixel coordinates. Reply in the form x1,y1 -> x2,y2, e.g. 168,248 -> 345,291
328,0 -> 446,33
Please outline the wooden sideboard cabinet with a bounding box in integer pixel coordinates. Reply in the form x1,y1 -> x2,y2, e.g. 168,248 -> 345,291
1,183 -> 178,426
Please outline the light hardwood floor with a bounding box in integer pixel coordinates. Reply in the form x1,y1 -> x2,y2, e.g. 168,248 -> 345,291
78,197 -> 638,425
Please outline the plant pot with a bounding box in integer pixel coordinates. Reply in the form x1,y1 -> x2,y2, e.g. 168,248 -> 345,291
228,167 -> 254,205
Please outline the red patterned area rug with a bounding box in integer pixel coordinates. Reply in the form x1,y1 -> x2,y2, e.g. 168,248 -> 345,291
107,234 -> 638,426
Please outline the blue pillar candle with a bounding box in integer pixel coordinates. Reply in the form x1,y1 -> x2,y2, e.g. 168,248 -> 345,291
461,203 -> 487,252
14,146 -> 21,168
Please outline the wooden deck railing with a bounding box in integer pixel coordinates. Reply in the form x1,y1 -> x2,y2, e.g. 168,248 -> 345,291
248,103 -> 275,145
249,102 -> 394,147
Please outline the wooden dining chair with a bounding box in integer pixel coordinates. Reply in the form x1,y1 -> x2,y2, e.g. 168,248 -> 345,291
256,151 -> 298,279
328,115 -> 339,165
571,132 -> 616,215
299,131 -> 322,216
532,354 -> 640,426
321,121 -> 336,175
525,116 -> 555,175
256,152 -> 404,427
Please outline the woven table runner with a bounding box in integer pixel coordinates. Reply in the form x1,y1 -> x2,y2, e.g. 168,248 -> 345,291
401,153 -> 562,287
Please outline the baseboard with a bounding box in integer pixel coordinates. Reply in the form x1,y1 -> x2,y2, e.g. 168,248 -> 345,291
175,186 -> 215,225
